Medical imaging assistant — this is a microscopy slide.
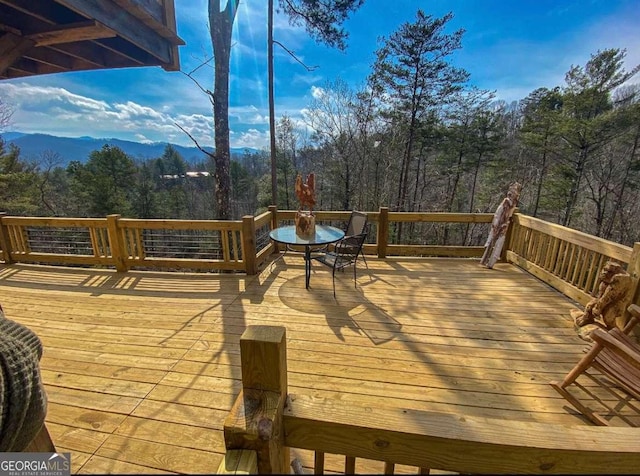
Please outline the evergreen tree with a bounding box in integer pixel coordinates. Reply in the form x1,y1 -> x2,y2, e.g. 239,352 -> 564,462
67,145 -> 137,216
132,161 -> 158,218
519,87 -> 563,217
369,10 -> 468,217
0,138 -> 38,214
556,49 -> 639,226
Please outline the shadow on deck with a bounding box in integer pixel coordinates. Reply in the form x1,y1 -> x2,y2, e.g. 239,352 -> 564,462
0,257 -> 592,474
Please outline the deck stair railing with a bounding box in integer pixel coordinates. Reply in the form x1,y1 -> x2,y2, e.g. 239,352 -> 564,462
217,325 -> 640,475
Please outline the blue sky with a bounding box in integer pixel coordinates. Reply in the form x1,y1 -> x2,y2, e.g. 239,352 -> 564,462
0,0 -> 638,149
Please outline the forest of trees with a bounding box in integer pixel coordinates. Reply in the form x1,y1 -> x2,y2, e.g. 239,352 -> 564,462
1,11 -> 639,246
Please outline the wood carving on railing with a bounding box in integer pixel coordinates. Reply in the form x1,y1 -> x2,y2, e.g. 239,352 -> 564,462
481,182 -> 521,269
571,260 -> 634,341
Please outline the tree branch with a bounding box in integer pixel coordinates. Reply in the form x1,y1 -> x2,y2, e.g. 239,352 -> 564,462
273,40 -> 318,71
174,122 -> 215,159
181,57 -> 215,107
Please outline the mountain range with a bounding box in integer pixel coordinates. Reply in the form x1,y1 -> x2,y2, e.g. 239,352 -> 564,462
2,132 -> 258,167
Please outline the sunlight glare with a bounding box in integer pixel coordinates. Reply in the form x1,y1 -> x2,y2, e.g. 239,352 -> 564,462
230,2 -> 266,110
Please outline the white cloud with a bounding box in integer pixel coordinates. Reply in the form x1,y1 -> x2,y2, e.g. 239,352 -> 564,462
229,105 -> 268,124
0,82 -> 273,148
134,133 -> 153,143
293,73 -> 324,86
231,128 -> 270,149
310,86 -> 326,99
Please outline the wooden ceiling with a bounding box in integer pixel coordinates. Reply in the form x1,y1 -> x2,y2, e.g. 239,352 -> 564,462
0,0 -> 184,80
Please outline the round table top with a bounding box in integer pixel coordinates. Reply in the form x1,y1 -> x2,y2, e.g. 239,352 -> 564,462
269,224 -> 345,246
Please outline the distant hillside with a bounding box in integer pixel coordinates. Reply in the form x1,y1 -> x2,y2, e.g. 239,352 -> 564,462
2,132 -> 257,167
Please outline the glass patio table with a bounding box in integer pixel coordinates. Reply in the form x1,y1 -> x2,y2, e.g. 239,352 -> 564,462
269,224 -> 345,289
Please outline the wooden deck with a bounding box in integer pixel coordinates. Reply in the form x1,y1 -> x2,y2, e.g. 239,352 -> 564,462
0,257 -> 596,474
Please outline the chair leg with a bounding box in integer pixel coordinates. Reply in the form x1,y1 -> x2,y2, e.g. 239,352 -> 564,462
353,261 -> 357,288
550,382 -> 609,426
556,342 -> 603,388
332,267 -> 337,298
549,341 -> 608,425
360,252 -> 369,270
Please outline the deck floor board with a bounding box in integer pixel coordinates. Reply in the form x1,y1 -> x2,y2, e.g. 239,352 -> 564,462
0,258 -> 611,473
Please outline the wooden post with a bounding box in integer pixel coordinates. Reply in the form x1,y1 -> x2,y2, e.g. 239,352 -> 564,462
224,326 -> 289,474
242,215 -> 257,275
268,205 -> 279,254
377,207 -> 389,258
217,449 -> 258,475
268,205 -> 278,230
624,243 -> 640,331
500,208 -> 519,263
0,212 -> 13,264
106,214 -> 128,272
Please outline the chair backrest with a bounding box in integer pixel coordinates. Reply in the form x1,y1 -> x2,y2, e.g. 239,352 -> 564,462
345,211 -> 367,237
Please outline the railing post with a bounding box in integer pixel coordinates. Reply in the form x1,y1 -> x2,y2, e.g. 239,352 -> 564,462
626,243 -> 640,317
0,212 -> 14,264
242,215 -> 257,275
501,208 -> 519,262
106,214 -> 128,272
377,207 -> 389,258
268,205 -> 279,254
268,205 -> 278,230
224,326 -> 289,474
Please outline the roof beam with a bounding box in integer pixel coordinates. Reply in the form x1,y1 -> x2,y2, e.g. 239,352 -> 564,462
53,0 -> 173,64
26,20 -> 116,46
24,44 -> 97,71
0,32 -> 35,76
0,0 -> 68,24
3,56 -> 67,77
0,22 -> 22,36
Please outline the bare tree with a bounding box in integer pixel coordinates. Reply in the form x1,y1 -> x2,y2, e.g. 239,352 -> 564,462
209,0 -> 239,219
0,95 -> 14,132
268,0 -> 365,206
305,79 -> 362,210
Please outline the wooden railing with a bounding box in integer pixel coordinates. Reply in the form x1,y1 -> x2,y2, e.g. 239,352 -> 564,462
0,212 -> 256,273
506,214 -> 640,306
218,326 -> 640,475
270,207 -> 494,258
3,209 -> 640,309
0,208 -> 495,274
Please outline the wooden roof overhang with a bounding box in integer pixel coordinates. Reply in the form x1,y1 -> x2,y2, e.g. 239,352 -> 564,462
0,0 -> 184,80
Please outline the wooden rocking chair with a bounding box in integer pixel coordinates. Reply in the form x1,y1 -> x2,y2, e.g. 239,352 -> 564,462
550,304 -> 640,426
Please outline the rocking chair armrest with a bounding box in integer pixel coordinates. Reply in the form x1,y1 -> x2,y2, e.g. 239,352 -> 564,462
590,328 -> 640,368
623,304 -> 640,334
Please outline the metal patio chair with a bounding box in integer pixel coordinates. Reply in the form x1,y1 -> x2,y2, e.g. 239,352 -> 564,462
312,210 -> 369,264
312,229 -> 368,297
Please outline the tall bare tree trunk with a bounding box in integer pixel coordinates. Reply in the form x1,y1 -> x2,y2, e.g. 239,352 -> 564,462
209,0 -> 238,219
268,0 -> 278,207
